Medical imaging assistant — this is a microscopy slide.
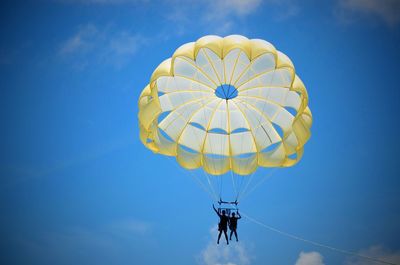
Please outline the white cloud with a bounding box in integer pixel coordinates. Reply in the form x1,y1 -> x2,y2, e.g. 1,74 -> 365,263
344,245 -> 400,265
295,251 -> 325,265
337,0 -> 400,26
198,226 -> 252,265
59,24 -> 146,69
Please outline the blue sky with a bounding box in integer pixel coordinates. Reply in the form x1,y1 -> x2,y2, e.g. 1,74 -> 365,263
1,0 -> 400,264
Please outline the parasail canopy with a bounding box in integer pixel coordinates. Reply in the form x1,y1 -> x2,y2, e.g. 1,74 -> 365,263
138,35 -> 312,177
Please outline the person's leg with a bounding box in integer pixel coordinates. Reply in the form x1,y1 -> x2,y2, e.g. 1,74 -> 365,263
223,230 -> 229,244
234,230 -> 238,241
217,230 -> 222,244
229,230 -> 233,240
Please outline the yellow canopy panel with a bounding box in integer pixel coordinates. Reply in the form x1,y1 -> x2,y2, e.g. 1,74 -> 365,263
138,35 -> 312,176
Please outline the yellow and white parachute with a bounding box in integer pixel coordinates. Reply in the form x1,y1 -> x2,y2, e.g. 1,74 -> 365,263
138,35 -> 312,200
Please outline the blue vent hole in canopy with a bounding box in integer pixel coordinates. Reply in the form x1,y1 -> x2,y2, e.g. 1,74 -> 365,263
215,84 -> 238,100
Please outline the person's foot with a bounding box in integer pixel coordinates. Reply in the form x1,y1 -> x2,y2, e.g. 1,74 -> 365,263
227,241 -> 229,245
229,237 -> 232,241
217,241 -> 219,244
236,239 -> 238,242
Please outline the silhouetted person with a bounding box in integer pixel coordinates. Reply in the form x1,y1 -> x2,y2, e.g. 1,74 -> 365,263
213,204 -> 229,245
229,211 -> 241,241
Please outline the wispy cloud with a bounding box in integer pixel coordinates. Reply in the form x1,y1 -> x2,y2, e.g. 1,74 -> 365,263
165,0 -> 299,35
198,226 -> 252,265
208,0 -> 263,17
337,0 -> 400,26
59,24 -> 98,55
110,219 -> 152,236
271,0 -> 300,21
58,23 -> 147,69
55,0 -> 299,37
344,245 -> 400,265
295,251 -> 325,265
201,0 -> 262,34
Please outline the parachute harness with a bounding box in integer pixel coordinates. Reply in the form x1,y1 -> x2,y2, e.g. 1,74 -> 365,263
216,199 -> 239,219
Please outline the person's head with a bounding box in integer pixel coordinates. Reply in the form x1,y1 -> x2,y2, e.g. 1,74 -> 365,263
232,212 -> 236,217
222,210 -> 226,215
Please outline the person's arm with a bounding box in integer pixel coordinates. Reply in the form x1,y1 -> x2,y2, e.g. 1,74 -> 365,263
237,211 -> 241,219
213,204 -> 219,215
